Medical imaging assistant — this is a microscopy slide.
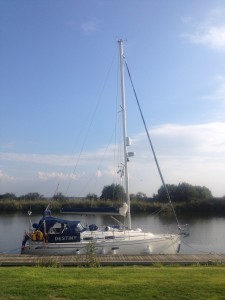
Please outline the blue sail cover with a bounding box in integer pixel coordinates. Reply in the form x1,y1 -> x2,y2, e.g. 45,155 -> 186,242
60,206 -> 121,215
37,216 -> 84,234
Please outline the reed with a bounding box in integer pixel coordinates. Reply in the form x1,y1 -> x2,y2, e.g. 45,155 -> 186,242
0,198 -> 225,216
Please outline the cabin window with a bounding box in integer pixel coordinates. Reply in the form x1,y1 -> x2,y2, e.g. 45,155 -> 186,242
75,223 -> 85,232
83,237 -> 94,241
48,223 -> 65,234
105,236 -> 115,240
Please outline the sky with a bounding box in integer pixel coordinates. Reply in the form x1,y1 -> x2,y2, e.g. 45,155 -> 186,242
1,0 -> 225,198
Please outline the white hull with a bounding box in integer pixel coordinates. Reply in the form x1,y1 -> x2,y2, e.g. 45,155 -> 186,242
22,229 -> 181,256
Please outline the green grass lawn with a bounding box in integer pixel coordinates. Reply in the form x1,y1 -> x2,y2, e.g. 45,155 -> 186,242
0,266 -> 225,299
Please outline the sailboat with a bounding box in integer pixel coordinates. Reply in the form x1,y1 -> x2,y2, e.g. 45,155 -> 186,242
21,40 -> 181,256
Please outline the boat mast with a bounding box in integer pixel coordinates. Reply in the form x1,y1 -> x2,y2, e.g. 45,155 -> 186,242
118,39 -> 131,230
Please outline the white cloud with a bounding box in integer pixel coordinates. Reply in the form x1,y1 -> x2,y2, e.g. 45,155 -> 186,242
188,26 -> 225,50
0,142 -> 15,150
1,122 -> 225,196
37,171 -> 81,181
0,152 -> 67,166
96,169 -> 102,177
182,9 -> 225,51
81,20 -> 98,34
181,16 -> 192,24
132,122 -> 225,156
0,151 -> 108,167
0,170 -> 14,181
128,122 -> 225,196
202,77 -> 225,103
65,18 -> 99,35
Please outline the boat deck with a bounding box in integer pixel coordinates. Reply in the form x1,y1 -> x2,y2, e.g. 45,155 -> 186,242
1,253 -> 225,266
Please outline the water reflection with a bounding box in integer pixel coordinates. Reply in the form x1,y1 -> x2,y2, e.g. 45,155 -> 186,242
0,213 -> 225,254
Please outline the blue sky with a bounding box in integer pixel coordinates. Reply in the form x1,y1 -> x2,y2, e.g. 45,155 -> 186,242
1,0 -> 225,197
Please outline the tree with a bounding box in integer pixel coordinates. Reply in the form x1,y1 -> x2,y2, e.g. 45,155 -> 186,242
176,182 -> 212,202
0,193 -> 16,200
154,184 -> 177,202
130,192 -> 148,201
86,193 -> 98,201
53,192 -> 66,201
100,184 -> 126,201
136,192 -> 148,201
19,192 -> 44,200
154,182 -> 213,203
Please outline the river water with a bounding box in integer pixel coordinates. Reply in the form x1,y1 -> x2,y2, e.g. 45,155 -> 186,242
1,213 -> 225,254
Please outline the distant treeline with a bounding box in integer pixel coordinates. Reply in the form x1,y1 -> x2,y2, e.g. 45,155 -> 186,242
1,182 -> 225,216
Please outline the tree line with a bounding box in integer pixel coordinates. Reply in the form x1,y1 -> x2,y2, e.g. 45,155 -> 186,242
1,182 -> 225,216
0,182 -> 218,203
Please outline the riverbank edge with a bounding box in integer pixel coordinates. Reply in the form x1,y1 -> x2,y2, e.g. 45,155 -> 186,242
1,253 -> 225,267
1,198 -> 225,216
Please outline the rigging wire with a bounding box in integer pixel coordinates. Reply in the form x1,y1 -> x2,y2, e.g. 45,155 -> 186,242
124,59 -> 182,230
181,239 -> 215,254
59,47 -> 119,198
45,183 -> 59,211
78,126 -> 119,198
148,202 -> 171,217
78,55 -> 123,199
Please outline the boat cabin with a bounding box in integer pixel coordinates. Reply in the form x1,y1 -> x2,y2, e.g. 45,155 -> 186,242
34,216 -> 86,243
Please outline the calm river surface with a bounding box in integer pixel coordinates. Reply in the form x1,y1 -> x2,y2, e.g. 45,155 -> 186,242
1,213 -> 225,254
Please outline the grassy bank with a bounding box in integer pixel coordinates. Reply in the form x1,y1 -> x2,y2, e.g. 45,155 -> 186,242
0,266 -> 225,299
0,199 -> 166,214
1,198 -> 225,216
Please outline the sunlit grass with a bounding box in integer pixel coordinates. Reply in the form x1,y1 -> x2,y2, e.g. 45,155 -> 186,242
1,266 -> 225,299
